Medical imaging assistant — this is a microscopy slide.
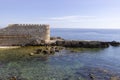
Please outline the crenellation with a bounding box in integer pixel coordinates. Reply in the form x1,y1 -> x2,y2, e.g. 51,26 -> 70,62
8,24 -> 50,27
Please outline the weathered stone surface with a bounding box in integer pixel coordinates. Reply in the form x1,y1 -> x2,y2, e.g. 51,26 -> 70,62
0,24 -> 50,46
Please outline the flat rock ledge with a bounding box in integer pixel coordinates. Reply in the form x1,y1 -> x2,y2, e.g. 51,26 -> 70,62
25,40 -> 120,48
53,40 -> 120,48
49,37 -> 120,48
51,40 -> 110,48
24,37 -> 120,48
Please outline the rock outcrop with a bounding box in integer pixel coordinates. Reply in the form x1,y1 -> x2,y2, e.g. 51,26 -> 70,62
108,41 -> 120,46
54,40 -> 109,48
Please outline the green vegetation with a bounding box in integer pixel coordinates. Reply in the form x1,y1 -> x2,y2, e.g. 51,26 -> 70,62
0,46 -> 49,62
0,46 -> 65,62
0,46 -> 104,62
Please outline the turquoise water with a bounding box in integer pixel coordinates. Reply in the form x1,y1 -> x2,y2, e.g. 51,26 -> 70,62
0,28 -> 120,80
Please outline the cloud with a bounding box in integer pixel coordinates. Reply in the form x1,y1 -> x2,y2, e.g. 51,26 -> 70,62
43,15 -> 120,28
49,16 -> 96,21
1,15 -> 120,29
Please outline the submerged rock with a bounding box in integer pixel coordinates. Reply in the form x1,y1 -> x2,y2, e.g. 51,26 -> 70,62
33,46 -> 64,56
75,66 -> 120,80
110,76 -> 120,80
50,50 -> 55,54
55,49 -> 60,52
36,49 -> 43,54
43,50 -> 50,55
89,73 -> 96,80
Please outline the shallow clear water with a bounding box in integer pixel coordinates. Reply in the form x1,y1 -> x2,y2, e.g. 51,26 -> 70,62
0,28 -> 120,80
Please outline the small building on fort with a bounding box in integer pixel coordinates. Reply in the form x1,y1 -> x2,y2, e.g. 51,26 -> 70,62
0,24 -> 50,46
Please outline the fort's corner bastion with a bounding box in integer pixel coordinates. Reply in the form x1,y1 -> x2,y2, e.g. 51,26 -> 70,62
0,24 -> 50,46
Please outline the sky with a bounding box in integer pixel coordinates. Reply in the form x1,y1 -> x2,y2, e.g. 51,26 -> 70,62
0,0 -> 120,29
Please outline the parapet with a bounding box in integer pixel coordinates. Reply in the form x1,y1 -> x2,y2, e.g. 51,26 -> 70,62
8,24 -> 49,27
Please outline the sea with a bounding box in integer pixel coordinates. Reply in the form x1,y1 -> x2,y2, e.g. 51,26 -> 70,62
0,28 -> 120,80
51,28 -> 120,41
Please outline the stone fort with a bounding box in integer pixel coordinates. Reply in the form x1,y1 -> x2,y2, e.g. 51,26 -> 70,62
0,24 -> 50,46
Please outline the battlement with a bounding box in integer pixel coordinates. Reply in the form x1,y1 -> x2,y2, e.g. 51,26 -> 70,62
8,24 -> 49,27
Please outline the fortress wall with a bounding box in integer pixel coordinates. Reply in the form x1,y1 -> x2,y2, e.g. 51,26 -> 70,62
0,24 -> 50,46
0,36 -> 30,46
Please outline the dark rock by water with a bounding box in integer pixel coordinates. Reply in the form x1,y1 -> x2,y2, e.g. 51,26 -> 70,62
54,40 -> 110,48
108,41 -> 120,47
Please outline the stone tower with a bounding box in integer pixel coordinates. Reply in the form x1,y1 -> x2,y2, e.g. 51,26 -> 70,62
0,24 -> 50,46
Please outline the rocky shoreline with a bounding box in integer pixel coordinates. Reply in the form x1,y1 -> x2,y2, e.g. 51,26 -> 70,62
53,40 -> 120,48
23,37 -> 120,48
27,37 -> 120,48
25,37 -> 120,56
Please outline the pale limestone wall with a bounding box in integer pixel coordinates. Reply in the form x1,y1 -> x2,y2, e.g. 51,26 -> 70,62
0,24 -> 50,46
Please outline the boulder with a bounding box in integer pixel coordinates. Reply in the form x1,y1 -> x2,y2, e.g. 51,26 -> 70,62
43,50 -> 50,55
36,49 -> 43,54
50,49 -> 55,54
56,41 -> 64,46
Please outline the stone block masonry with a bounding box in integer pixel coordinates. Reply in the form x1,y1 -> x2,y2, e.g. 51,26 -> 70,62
0,24 -> 50,46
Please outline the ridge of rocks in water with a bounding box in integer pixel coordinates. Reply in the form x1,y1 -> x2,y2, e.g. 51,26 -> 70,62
54,40 -> 110,48
49,37 -> 120,48
29,37 -> 120,48
27,37 -> 120,56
